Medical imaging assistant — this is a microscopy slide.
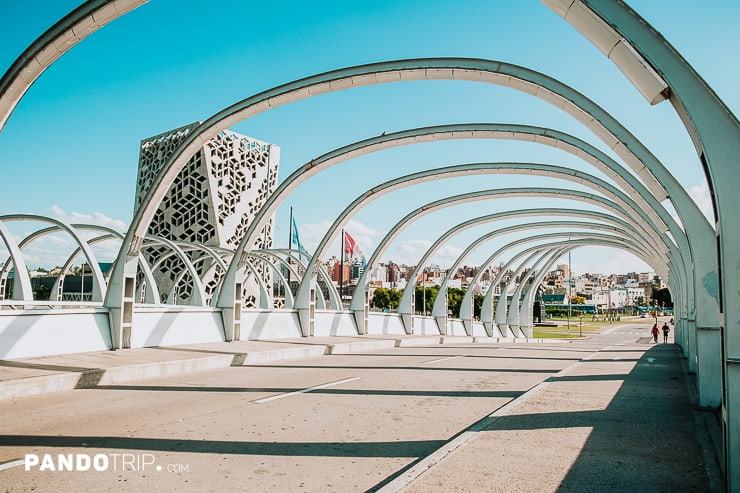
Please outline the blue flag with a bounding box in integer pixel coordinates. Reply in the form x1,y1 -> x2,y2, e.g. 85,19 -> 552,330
291,217 -> 309,259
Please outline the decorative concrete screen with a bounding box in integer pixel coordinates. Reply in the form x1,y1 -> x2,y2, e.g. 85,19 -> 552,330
135,123 -> 280,306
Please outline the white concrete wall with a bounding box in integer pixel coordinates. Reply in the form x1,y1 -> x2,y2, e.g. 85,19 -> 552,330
471,321 -> 488,337
367,312 -> 406,335
413,316 -> 442,335
314,310 -> 359,337
447,319 -> 467,336
240,310 -> 302,340
131,306 -> 225,348
0,309 -> 110,360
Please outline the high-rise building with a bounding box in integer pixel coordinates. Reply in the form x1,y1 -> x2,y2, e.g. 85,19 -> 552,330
135,122 -> 280,306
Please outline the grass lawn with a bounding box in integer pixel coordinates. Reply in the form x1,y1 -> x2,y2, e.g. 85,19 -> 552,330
534,316 -> 647,338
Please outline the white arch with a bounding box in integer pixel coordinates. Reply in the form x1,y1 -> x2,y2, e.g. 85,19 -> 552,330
0,215 -> 107,301
0,0 -> 148,134
518,248 -> 570,337
434,208 -> 663,331
545,0 -> 729,416
426,221 -> 652,334
295,158 -> 668,318
505,248 -> 566,337
103,58 -> 710,351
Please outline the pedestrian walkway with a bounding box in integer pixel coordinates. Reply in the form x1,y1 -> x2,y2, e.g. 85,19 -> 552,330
377,327 -> 724,492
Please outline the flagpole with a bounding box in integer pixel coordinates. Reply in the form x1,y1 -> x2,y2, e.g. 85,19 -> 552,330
340,229 -> 345,308
288,206 -> 293,250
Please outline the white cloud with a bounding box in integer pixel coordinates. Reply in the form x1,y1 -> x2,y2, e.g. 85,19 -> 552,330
566,247 -> 652,276
688,179 -> 716,224
385,239 -> 464,267
50,205 -> 128,232
294,219 -> 382,260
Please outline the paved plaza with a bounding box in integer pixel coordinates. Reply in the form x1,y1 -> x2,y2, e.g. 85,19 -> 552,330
0,320 -> 721,492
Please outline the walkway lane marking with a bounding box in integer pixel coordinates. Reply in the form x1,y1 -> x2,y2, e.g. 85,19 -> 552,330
253,377 -> 360,404
422,355 -> 465,365
0,459 -> 25,471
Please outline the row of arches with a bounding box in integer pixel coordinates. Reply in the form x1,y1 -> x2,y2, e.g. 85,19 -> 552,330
0,0 -> 737,488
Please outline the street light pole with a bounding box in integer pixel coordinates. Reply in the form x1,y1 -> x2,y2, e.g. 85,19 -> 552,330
567,250 -> 571,330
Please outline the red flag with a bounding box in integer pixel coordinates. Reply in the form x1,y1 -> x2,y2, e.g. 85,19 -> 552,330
343,231 -> 356,256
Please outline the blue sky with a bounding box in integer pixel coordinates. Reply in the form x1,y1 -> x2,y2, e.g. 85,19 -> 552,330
1,0 -> 738,276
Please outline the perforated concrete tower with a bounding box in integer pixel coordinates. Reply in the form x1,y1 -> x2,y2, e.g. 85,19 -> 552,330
135,122 -> 280,305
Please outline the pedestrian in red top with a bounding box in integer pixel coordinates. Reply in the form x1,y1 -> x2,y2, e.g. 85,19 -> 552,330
651,324 -> 659,343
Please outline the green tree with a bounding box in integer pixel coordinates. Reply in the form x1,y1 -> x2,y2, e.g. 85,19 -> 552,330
447,287 -> 466,317
473,293 -> 484,320
415,285 -> 438,315
371,287 -> 403,311
371,287 -> 390,310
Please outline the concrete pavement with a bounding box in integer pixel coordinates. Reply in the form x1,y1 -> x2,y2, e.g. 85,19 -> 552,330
0,335 -> 542,400
378,323 -> 724,492
0,321 -> 723,492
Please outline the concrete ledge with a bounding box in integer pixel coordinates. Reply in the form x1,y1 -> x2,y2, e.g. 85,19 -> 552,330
0,372 -> 82,400
97,354 -> 234,385
441,336 -> 474,344
327,339 -> 397,354
241,345 -> 329,363
473,336 -> 499,343
498,337 -> 516,343
396,337 -> 442,347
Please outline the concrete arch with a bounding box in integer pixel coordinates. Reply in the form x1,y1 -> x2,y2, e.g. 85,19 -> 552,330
294,157 -> 668,326
350,185 -> 673,332
251,248 -> 342,311
426,220 -> 656,334
0,222 -> 32,302
231,123 -> 687,335
430,212 -> 660,333
214,124 -> 678,302
51,233 -> 117,302
249,251 -> 295,309
2,8 -> 710,388
455,221 -> 679,337
518,248 -> 571,337
0,223 -> 158,304
478,235 -> 649,337
0,0 -> 148,134
545,0 -> 728,416
143,236 -> 206,306
0,215 -> 107,302
502,248 -> 566,337
104,58 -> 711,345
211,125 -> 692,337
398,219 -> 648,333
248,249 -> 339,312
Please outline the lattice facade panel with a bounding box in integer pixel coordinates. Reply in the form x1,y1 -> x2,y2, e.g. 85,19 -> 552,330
135,124 -> 280,306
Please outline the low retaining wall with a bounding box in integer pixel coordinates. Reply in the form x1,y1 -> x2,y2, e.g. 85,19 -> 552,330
241,310 -> 302,339
131,306 -> 225,347
0,309 -> 111,359
366,312 -> 406,335
0,306 -> 525,360
314,310 -> 359,336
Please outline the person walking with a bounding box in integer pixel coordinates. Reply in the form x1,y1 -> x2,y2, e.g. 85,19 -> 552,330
662,322 -> 670,343
651,324 -> 659,343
